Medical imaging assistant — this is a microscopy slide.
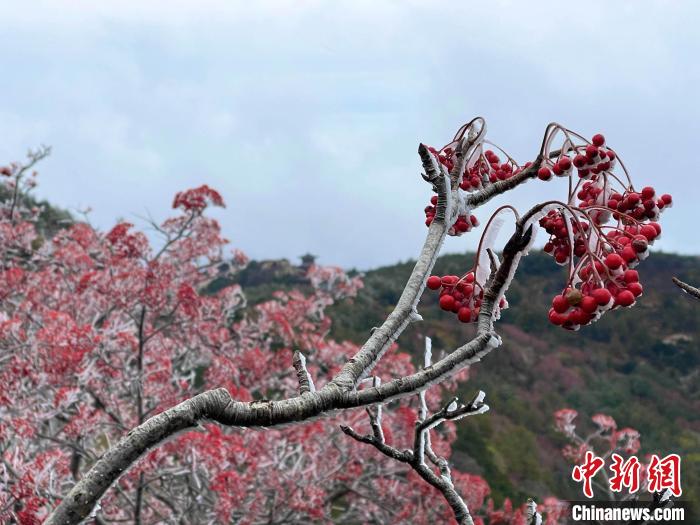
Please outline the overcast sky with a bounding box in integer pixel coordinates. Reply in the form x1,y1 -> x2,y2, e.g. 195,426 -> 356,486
1,1 -> 698,269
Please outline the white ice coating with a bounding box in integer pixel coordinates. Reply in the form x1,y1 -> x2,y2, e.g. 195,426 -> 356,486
297,352 -> 316,393
447,400 -> 458,412
476,215 -> 504,286
424,336 -> 432,369
451,404 -> 490,421
473,390 -> 486,405
371,376 -> 386,443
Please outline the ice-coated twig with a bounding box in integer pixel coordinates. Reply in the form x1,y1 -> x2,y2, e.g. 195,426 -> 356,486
525,498 -> 543,525
342,385 -> 489,525
672,277 -> 700,301
292,350 -> 316,394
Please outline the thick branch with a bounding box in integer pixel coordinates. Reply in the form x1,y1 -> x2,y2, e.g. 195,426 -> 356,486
329,145 -> 456,391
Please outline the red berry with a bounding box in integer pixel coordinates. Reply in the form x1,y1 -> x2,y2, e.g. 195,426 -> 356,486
661,194 -> 672,205
573,155 -> 587,168
439,295 -> 455,311
537,167 -> 552,181
457,307 -> 471,323
580,295 -> 598,314
559,157 -> 572,170
592,134 -> 605,147
552,295 -> 569,314
616,290 -> 635,307
621,246 -> 637,263
592,288 -> 612,305
641,186 -> 655,200
627,282 -> 643,296
548,308 -> 566,325
623,269 -> 639,283
427,276 -> 442,290
605,253 -> 624,270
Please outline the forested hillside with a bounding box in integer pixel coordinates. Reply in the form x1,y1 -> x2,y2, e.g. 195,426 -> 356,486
227,248 -> 700,507
326,251 -> 700,507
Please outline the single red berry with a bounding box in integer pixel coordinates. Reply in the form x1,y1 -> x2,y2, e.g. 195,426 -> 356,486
548,308 -> 566,325
580,295 -> 598,314
559,157 -> 572,170
627,282 -> 643,296
537,167 -> 552,181
573,155 -> 587,168
661,194 -> 672,205
623,269 -> 639,283
592,288 -> 612,305
640,224 -> 657,241
457,307 -> 471,323
592,134 -> 605,147
427,276 -> 442,290
641,186 -> 655,200
552,295 -> 569,314
439,294 -> 455,311
616,290 -> 635,307
620,246 -> 637,263
605,253 -> 624,270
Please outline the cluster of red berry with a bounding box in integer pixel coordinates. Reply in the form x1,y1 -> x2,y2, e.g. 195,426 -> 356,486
541,210 -> 589,265
426,272 -> 508,323
538,134 -> 672,330
421,125 -> 671,331
460,150 -> 529,191
537,134 -> 615,182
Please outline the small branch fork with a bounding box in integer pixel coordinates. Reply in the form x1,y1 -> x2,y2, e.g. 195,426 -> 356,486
47,119 -> 547,525
340,337 -> 541,524
340,384 -> 488,525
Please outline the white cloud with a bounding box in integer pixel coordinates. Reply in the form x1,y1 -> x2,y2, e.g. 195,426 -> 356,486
0,0 -> 697,268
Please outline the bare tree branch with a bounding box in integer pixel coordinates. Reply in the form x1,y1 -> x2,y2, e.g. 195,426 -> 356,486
672,277 -> 700,300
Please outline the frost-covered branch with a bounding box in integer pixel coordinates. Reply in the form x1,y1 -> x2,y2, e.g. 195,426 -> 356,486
672,277 -> 700,301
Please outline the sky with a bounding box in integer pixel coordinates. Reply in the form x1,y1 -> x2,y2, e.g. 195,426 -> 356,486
0,0 -> 698,269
